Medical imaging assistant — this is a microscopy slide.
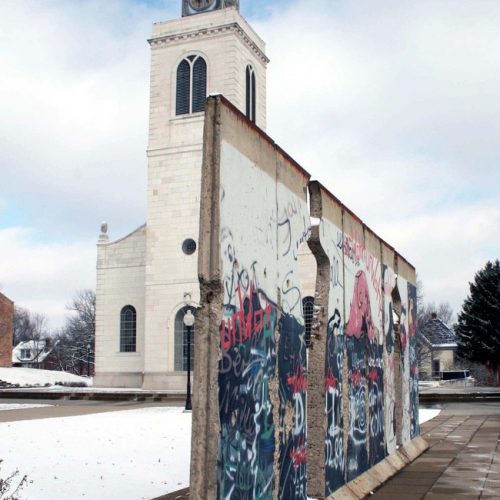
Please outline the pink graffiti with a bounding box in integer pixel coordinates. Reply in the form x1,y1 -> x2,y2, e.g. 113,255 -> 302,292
324,369 -> 338,392
341,232 -> 382,313
220,283 -> 273,351
287,366 -> 307,395
368,368 -> 379,383
289,437 -> 307,470
350,369 -> 362,386
345,271 -> 376,341
400,324 -> 408,351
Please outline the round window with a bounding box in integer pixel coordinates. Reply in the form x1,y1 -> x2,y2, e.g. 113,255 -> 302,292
182,238 -> 197,255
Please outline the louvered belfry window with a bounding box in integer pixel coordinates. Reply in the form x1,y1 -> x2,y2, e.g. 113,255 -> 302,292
245,65 -> 256,123
176,55 -> 207,115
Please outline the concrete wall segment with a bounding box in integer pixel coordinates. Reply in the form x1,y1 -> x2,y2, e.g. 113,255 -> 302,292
192,101 -> 419,496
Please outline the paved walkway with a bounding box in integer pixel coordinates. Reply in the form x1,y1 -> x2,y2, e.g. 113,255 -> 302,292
372,405 -> 500,499
0,398 -> 179,423
159,403 -> 500,499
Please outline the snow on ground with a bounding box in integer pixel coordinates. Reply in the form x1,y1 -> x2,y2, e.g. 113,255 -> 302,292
0,405 -> 439,500
0,403 -> 52,411
0,406 -> 191,500
419,408 -> 441,424
0,367 -> 91,387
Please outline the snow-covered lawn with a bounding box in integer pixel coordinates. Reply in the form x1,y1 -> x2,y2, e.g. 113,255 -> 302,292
0,406 -> 191,500
0,406 -> 440,500
0,367 -> 90,387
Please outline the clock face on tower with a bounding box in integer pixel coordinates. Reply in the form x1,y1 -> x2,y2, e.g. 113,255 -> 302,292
189,0 -> 216,10
182,0 -> 239,17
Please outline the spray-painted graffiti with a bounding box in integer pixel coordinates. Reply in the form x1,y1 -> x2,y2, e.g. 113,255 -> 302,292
383,264 -> 397,454
398,277 -> 411,443
277,188 -> 310,500
408,283 -> 419,439
368,340 -> 386,466
197,107 -> 422,500
325,310 -> 345,495
278,313 -> 308,499
218,232 -> 278,498
278,205 -> 311,261
337,232 -> 383,313
345,270 -> 371,480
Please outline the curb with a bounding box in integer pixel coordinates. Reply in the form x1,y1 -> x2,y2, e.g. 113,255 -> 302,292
419,392 -> 500,403
0,389 -> 185,402
326,436 -> 429,499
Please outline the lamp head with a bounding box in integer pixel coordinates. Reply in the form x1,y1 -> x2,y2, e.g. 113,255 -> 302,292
183,309 -> 195,327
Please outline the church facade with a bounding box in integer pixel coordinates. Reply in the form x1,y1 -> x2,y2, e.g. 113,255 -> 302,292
94,0 -> 300,389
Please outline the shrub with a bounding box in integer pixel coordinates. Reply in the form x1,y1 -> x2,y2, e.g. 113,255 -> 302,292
0,460 -> 28,500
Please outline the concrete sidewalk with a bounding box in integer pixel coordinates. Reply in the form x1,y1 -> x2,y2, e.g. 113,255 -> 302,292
159,403 -> 500,499
0,398 -> 181,423
371,405 -> 500,499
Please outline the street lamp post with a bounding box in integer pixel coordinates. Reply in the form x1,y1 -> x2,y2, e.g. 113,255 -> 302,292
183,309 -> 195,411
87,343 -> 91,377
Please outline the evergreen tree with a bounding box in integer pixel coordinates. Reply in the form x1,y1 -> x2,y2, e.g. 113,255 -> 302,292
456,260 -> 500,385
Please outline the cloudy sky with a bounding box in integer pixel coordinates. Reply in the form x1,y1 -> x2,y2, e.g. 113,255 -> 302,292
1,0 -> 499,328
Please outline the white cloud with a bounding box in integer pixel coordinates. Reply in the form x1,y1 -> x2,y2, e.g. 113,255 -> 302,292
0,227 -> 95,328
256,0 -> 500,315
0,0 -> 499,325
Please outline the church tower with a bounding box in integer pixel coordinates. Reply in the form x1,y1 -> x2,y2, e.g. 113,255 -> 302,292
94,1 -> 268,389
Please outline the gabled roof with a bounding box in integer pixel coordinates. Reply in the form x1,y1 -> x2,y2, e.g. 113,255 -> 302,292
12,340 -> 52,363
418,318 -> 457,349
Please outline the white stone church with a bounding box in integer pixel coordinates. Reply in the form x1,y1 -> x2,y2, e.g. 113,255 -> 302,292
95,0 -> 318,389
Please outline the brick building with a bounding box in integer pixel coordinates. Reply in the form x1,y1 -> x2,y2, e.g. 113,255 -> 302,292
0,292 -> 14,368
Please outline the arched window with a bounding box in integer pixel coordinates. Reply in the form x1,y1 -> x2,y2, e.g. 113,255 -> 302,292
302,296 -> 314,348
176,55 -> 207,115
120,305 -> 136,352
174,306 -> 197,371
245,65 -> 256,122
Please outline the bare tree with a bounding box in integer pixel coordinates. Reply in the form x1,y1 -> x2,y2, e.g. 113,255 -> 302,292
418,301 -> 454,327
53,290 -> 95,376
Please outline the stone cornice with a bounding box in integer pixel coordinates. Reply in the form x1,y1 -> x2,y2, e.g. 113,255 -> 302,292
148,22 -> 270,64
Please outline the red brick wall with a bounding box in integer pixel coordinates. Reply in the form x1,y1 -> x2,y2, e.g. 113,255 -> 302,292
0,293 -> 14,367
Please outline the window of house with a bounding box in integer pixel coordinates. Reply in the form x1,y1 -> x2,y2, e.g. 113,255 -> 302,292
245,65 -> 256,123
174,306 -> 196,371
302,296 -> 315,348
120,305 -> 137,352
176,55 -> 207,115
432,359 -> 440,378
20,349 -> 31,359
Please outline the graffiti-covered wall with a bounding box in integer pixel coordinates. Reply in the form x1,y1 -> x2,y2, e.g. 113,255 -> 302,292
191,97 -> 420,500
306,183 -> 419,498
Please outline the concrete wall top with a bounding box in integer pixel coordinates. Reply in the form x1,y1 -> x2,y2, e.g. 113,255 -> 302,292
397,254 -> 416,285
198,95 -> 310,284
310,181 -> 415,283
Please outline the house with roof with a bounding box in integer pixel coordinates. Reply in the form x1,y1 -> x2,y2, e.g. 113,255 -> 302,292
12,339 -> 58,370
417,313 -> 458,379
